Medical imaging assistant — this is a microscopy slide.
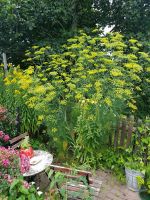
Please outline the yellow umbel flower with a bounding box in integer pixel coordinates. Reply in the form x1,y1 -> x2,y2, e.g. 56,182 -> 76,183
104,97 -> 112,106
38,115 -> 44,121
34,85 -> 46,94
14,90 -> 21,95
19,78 -> 32,90
124,63 -> 142,72
25,66 -> 34,75
110,69 -> 123,77
128,102 -> 137,110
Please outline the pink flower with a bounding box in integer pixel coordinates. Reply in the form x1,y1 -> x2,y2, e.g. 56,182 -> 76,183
23,181 -> 30,189
3,134 -> 10,142
2,159 -> 10,167
0,146 -> 6,150
0,131 -> 4,138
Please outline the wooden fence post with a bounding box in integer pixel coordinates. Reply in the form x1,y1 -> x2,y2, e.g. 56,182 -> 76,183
126,116 -> 134,148
120,117 -> 127,146
114,122 -> 121,148
2,53 -> 8,78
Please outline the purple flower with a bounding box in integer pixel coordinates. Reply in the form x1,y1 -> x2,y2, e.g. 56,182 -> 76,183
2,159 -> 10,167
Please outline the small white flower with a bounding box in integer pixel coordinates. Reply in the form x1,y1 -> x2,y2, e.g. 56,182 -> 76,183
31,182 -> 35,185
37,191 -> 43,196
37,187 -> 39,190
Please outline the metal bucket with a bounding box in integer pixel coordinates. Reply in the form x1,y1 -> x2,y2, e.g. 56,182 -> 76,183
125,167 -> 145,192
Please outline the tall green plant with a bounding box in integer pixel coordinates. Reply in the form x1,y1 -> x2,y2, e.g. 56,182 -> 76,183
1,30 -> 149,162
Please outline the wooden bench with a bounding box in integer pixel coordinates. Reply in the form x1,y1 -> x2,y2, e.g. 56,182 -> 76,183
48,165 -> 102,200
9,132 -> 28,149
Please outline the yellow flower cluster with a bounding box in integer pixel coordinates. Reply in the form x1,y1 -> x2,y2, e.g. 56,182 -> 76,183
1,30 -> 147,126
110,69 -> 123,77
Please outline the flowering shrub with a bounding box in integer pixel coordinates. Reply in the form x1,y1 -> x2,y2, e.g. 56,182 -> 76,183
0,130 -> 10,146
0,147 -> 20,192
0,134 -> 42,199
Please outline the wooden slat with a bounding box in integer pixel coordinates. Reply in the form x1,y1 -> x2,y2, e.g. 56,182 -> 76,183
120,119 -> 126,146
66,183 -> 100,197
63,174 -> 93,184
9,132 -> 28,144
65,178 -> 102,189
50,165 -> 92,177
126,123 -> 133,148
66,186 -> 99,197
66,186 -> 89,199
11,140 -> 23,149
114,122 -> 121,148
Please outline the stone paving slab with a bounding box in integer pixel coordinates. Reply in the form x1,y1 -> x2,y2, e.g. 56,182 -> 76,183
95,170 -> 141,200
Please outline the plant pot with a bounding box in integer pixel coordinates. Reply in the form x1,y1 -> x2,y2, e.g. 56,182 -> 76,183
20,147 -> 34,158
125,167 -> 145,192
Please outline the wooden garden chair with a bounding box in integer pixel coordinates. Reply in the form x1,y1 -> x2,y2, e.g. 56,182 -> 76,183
48,164 -> 102,200
9,132 -> 28,149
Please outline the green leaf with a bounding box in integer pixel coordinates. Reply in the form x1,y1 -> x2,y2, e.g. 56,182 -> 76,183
16,195 -> 26,200
9,179 -> 20,192
19,185 -> 29,195
28,193 -> 37,200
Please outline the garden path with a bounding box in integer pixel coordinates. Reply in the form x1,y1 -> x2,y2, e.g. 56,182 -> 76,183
96,170 -> 141,200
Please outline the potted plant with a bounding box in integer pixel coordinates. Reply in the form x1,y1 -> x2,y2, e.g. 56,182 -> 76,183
20,136 -> 34,158
125,160 -> 145,192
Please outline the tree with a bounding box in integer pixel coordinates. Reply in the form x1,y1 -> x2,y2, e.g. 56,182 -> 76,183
111,0 -> 150,35
93,0 -> 150,36
0,0 -> 95,64
1,0 -> 149,64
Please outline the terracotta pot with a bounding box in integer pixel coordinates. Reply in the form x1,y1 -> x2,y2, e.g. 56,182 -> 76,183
20,147 -> 34,158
